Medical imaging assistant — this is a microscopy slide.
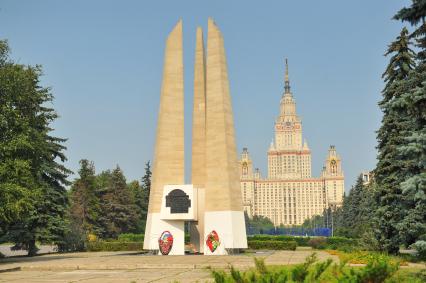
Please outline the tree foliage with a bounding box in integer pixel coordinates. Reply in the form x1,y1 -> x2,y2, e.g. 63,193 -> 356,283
97,166 -> 138,239
374,0 -> 426,254
69,160 -> 101,236
0,39 -> 71,255
374,26 -> 416,254
246,215 -> 275,234
140,161 -> 151,230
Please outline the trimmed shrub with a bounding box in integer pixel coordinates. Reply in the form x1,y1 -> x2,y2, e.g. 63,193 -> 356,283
308,237 -> 327,249
248,235 -> 311,246
87,241 -> 143,252
326,237 -> 358,249
248,240 -> 297,250
247,235 -> 360,251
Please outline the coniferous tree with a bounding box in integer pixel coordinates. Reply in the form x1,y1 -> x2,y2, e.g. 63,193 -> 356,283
98,166 -> 138,238
140,161 -> 151,231
392,1 -> 426,252
310,176 -> 376,239
128,180 -> 145,233
69,160 -> 101,237
339,176 -> 365,237
0,40 -> 71,255
0,40 -> 34,236
375,27 -> 416,253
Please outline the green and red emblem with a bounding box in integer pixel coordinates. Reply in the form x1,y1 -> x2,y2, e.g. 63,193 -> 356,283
158,231 -> 173,255
206,230 -> 220,253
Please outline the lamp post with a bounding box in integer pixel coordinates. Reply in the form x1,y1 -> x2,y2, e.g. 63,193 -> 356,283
328,200 -> 337,237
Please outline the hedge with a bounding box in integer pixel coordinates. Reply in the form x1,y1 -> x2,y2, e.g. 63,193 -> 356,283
116,233 -> 191,243
87,241 -> 143,252
248,240 -> 297,251
249,235 -> 311,246
248,235 -> 359,251
325,237 -> 358,247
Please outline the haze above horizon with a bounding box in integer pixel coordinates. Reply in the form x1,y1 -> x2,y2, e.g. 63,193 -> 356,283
0,0 -> 410,191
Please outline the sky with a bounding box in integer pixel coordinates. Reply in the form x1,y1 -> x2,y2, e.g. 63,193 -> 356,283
0,0 -> 411,191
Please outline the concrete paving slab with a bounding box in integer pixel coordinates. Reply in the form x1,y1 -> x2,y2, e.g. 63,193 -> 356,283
0,250 -> 338,282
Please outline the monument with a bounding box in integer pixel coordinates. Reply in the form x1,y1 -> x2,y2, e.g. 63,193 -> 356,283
143,18 -> 247,255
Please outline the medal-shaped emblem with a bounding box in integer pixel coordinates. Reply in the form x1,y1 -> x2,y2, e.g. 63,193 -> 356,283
206,230 -> 220,253
158,231 -> 173,255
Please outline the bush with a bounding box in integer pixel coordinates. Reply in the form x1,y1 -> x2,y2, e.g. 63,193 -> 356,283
210,252 -> 404,283
117,233 -> 144,242
411,240 -> 426,260
248,240 -> 297,250
308,237 -> 327,249
304,236 -> 359,251
341,255 -> 399,283
57,223 -> 86,252
87,241 -> 143,252
326,237 -> 359,250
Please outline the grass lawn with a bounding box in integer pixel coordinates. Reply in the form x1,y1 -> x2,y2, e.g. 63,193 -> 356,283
210,251 -> 426,283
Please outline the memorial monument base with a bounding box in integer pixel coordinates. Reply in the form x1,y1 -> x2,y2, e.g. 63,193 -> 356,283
203,211 -> 248,255
143,213 -> 185,255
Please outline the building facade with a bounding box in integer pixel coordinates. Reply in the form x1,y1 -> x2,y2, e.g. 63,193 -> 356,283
240,60 -> 344,226
361,171 -> 373,186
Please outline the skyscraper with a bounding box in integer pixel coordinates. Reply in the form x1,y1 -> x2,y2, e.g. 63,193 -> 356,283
240,60 -> 344,226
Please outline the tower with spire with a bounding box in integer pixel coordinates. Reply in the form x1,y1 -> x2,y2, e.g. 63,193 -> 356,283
269,59 -> 311,179
238,58 -> 345,227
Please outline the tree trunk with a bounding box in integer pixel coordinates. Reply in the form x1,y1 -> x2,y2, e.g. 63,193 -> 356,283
27,238 -> 37,257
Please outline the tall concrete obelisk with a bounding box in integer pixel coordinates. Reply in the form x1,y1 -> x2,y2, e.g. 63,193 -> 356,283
203,18 -> 247,254
144,20 -> 185,251
190,27 -> 207,253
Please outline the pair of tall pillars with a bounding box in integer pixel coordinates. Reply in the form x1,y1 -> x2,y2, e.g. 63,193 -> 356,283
143,18 -> 247,255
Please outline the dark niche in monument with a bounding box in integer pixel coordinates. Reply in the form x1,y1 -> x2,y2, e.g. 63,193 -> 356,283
165,189 -> 191,213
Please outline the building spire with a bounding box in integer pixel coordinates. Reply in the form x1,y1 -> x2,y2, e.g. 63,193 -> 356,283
284,58 -> 291,94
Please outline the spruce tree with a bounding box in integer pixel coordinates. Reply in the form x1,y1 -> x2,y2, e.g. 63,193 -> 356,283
343,176 -> 366,237
0,40 -> 34,236
374,27 -> 416,253
140,161 -> 151,231
98,166 -> 138,238
69,160 -> 101,237
128,180 -> 145,233
392,0 -> 426,251
0,40 -> 71,255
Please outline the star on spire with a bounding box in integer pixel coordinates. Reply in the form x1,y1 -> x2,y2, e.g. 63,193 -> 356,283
284,58 -> 291,94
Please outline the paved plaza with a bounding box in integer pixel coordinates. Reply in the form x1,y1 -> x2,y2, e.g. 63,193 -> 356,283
0,249 -> 337,282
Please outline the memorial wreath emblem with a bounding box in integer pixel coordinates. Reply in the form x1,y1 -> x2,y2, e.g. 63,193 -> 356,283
206,230 -> 220,253
158,231 -> 173,255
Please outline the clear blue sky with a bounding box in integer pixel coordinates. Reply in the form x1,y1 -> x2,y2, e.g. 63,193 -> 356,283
0,1 -> 410,191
